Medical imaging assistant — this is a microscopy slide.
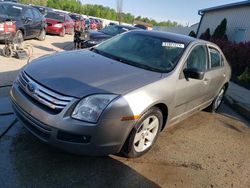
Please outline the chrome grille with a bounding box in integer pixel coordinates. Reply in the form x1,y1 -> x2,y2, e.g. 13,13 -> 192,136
17,71 -> 74,111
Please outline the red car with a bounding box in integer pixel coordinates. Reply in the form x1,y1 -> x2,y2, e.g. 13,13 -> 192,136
45,11 -> 74,37
69,13 -> 85,31
89,18 -> 97,30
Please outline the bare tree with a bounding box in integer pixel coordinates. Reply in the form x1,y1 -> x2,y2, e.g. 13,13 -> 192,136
117,0 -> 123,25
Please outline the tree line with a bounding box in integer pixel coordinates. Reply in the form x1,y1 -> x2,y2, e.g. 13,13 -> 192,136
19,0 -> 181,27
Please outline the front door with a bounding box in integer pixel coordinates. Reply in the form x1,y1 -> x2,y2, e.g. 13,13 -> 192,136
173,44 -> 209,118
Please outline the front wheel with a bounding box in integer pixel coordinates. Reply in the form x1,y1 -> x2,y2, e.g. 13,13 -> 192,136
59,27 -> 66,37
122,107 -> 163,158
206,86 -> 226,112
69,27 -> 74,35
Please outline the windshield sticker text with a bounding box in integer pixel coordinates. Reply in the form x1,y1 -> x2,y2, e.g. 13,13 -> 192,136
162,42 -> 184,48
13,6 -> 23,10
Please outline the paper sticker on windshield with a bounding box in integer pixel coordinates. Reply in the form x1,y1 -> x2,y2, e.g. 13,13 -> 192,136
162,42 -> 184,48
13,6 -> 23,10
122,28 -> 129,31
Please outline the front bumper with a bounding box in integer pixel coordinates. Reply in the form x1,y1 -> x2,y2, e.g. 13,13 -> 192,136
10,82 -> 135,156
46,26 -> 62,35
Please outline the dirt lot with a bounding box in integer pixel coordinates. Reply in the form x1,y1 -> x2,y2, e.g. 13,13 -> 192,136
0,35 -> 250,188
0,35 -> 73,89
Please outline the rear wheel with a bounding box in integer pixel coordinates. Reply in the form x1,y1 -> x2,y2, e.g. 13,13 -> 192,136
122,107 -> 163,158
69,27 -> 74,35
37,28 -> 46,41
206,86 -> 226,112
59,27 -> 66,37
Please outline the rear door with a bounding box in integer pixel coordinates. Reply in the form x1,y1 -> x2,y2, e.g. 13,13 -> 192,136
22,8 -> 35,38
65,14 -> 74,33
31,8 -> 43,37
173,44 -> 209,118
204,45 -> 226,101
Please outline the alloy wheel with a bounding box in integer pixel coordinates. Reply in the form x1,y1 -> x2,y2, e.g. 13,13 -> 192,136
133,115 -> 159,152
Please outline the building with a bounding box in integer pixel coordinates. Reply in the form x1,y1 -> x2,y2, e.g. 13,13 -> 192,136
154,23 -> 199,36
197,1 -> 250,43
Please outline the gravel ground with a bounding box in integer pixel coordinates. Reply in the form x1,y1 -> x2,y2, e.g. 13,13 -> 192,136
0,34 -> 73,86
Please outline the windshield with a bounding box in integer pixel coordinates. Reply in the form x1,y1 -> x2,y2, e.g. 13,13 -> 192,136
100,25 -> 129,36
45,12 -> 64,22
94,32 -> 186,73
0,4 -> 22,18
70,14 -> 80,21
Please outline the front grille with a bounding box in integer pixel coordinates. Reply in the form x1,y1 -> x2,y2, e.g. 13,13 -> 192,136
17,71 -> 74,111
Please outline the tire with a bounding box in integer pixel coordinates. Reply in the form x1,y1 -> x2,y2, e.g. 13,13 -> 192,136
13,30 -> 24,44
69,27 -> 74,35
205,86 -> 226,112
2,46 -> 12,57
122,107 -> 163,158
59,27 -> 66,37
37,28 -> 46,41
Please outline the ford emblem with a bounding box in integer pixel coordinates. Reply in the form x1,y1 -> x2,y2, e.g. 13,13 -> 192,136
27,82 -> 36,93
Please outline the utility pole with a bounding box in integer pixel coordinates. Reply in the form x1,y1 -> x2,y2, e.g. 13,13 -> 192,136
117,0 -> 123,25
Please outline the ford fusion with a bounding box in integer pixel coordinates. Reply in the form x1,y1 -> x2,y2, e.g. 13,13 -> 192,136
10,30 -> 231,157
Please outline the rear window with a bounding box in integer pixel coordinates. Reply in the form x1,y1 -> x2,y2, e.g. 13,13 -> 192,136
45,12 -> 64,22
0,4 -> 22,18
69,14 -> 80,20
209,48 -> 221,68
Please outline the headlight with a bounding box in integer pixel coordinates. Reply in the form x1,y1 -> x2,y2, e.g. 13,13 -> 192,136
72,94 -> 117,123
54,23 -> 63,28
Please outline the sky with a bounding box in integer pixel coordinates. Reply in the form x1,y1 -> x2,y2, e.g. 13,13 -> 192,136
82,0 -> 245,25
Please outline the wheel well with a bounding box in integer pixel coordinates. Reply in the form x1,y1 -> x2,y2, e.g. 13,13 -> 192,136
18,28 -> 25,35
154,103 -> 168,131
224,82 -> 229,91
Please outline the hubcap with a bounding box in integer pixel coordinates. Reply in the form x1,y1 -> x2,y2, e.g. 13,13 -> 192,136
214,88 -> 224,109
133,115 -> 159,152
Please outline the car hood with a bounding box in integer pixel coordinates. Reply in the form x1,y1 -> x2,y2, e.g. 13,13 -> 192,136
46,18 -> 63,24
89,30 -> 111,40
25,50 -> 162,98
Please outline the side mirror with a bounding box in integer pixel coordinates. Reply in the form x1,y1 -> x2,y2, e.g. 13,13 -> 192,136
183,68 -> 205,80
25,17 -> 32,23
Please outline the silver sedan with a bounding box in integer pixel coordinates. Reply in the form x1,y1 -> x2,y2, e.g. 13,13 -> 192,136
10,30 -> 231,157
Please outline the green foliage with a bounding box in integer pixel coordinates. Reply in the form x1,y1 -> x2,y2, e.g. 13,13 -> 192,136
19,0 -> 47,6
212,18 -> 227,39
238,67 -> 250,81
19,0 -> 180,26
189,30 -> 196,38
200,28 -> 211,41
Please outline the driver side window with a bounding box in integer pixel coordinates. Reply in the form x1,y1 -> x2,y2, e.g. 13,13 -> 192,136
24,9 -> 34,19
186,45 -> 207,71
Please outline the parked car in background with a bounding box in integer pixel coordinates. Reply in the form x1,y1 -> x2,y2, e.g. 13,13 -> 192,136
84,18 -> 90,29
89,18 -> 97,30
0,2 -> 46,42
95,19 -> 103,30
10,30 -> 231,157
81,24 -> 137,48
45,11 -> 74,37
69,13 -> 85,30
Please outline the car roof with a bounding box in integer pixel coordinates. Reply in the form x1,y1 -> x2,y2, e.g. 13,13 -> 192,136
129,30 -> 197,46
116,24 -> 137,30
0,1 -> 27,8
